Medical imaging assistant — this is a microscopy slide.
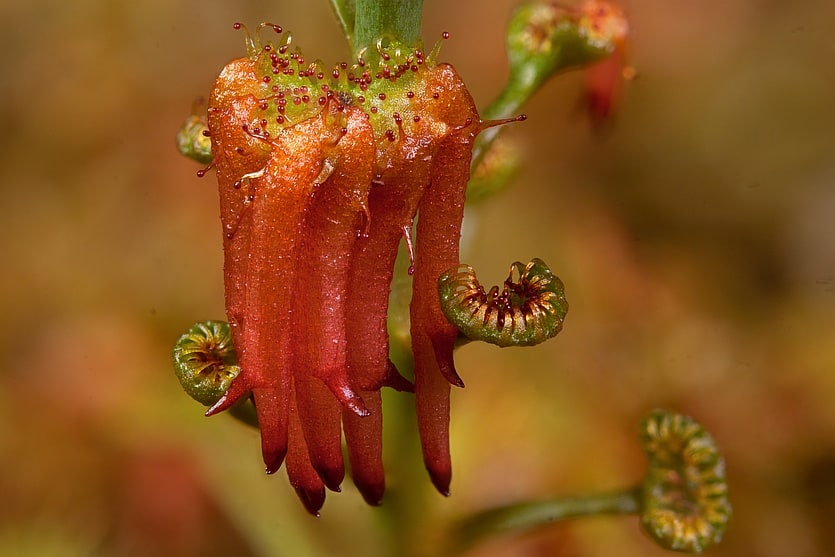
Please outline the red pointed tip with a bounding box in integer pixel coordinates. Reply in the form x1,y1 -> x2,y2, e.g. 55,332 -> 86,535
251,389 -> 289,475
263,449 -> 287,475
205,382 -> 250,417
431,335 -> 465,388
422,439 -> 453,496
204,397 -> 229,417
343,392 -> 386,506
316,465 -> 345,493
382,360 -> 415,392
440,364 -> 465,388
325,377 -> 370,416
344,397 -> 370,417
428,468 -> 452,497
355,479 -> 385,506
294,487 -> 326,517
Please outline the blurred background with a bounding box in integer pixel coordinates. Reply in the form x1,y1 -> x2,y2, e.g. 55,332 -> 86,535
1,0 -> 834,555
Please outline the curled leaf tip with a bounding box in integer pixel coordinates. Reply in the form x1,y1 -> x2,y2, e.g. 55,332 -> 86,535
504,0 -> 629,97
176,110 -> 213,165
639,410 -> 732,553
438,258 -> 568,347
173,321 -> 239,406
577,0 -> 629,51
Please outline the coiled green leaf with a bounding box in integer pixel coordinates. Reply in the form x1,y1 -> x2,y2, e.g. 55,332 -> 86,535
438,258 -> 568,347
173,320 -> 240,406
639,410 -> 732,553
176,113 -> 213,165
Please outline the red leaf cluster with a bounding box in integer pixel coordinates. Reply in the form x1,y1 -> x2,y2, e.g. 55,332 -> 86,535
204,34 -> 480,514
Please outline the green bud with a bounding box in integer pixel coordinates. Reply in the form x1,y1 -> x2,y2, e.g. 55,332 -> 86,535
173,321 -> 239,406
176,114 -> 213,165
506,1 -> 625,94
639,410 -> 732,553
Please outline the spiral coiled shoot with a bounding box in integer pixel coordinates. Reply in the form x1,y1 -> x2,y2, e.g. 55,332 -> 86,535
172,321 -> 240,407
639,410 -> 732,553
176,112 -> 213,165
437,258 -> 568,347
451,409 -> 730,554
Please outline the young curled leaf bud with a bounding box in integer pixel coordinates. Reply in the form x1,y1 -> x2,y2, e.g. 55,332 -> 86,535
473,1 -> 630,190
578,0 -> 633,125
176,113 -> 213,165
173,321 -> 239,406
505,1 -> 623,95
449,409 -> 731,554
438,258 -> 568,347
576,0 -> 629,51
639,410 -> 732,553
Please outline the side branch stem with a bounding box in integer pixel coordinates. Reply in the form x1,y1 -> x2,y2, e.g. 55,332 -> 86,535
453,486 -> 642,552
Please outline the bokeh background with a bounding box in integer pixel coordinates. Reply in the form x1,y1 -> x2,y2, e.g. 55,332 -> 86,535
2,0 -> 834,556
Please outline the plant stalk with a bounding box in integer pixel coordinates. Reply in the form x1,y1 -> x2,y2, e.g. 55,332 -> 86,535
452,486 -> 642,553
353,0 -> 424,55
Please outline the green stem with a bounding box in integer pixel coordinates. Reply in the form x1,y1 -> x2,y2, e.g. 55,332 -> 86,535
452,487 -> 641,553
377,378 -> 425,557
328,0 -> 356,47
471,4 -> 619,176
353,0 -> 424,56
